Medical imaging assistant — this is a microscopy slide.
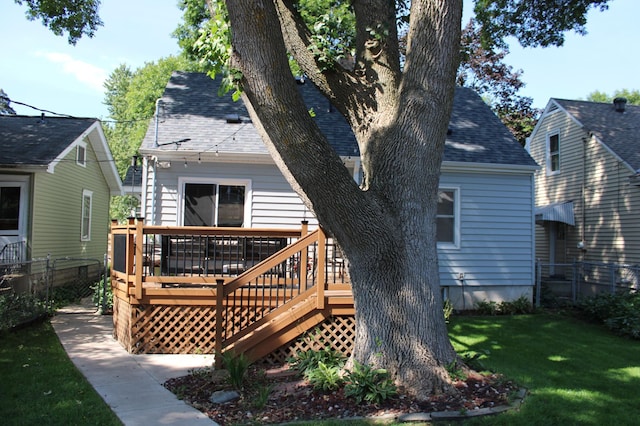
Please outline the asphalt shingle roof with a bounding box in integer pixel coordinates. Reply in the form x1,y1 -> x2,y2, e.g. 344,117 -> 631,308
141,72 -> 536,167
554,98 -> 640,172
0,115 -> 97,166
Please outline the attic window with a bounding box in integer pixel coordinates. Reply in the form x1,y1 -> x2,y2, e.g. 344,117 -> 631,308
225,114 -> 241,123
76,143 -> 87,167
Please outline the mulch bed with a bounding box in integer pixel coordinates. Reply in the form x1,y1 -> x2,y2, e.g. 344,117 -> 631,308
164,365 -> 519,425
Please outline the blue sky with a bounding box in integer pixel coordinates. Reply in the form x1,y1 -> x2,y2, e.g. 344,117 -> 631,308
1,0 -> 638,119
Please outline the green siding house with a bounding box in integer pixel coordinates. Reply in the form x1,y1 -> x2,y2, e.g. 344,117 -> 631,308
1,115 -> 122,290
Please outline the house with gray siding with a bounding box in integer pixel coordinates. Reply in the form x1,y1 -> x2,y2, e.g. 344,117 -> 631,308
527,97 -> 640,282
137,72 -> 538,309
0,115 -> 122,290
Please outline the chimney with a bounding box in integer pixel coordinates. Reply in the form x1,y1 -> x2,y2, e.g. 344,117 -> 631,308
613,97 -> 627,112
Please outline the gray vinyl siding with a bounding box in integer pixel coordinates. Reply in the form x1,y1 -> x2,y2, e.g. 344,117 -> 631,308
530,106 -> 640,265
31,140 -> 111,264
438,171 -> 535,289
144,161 -> 317,229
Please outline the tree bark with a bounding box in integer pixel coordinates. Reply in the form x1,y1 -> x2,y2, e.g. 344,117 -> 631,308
225,0 -> 463,397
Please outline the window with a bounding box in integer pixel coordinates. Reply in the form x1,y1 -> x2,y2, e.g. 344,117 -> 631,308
0,186 -> 21,231
182,181 -> 248,227
547,133 -> 560,173
437,188 -> 459,248
76,143 -> 86,167
81,190 -> 92,241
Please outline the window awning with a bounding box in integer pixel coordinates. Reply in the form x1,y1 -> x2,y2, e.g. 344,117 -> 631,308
535,202 -> 575,226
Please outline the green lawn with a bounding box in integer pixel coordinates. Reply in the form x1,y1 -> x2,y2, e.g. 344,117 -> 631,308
2,313 -> 639,426
0,320 -> 122,426
449,313 -> 640,425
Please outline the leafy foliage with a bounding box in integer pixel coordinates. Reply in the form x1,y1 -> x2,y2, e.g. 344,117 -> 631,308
587,89 -> 640,105
15,0 -> 102,45
474,0 -> 611,49
0,89 -> 17,115
305,361 -> 345,391
475,296 -> 533,315
577,292 -> 640,339
289,347 -> 346,376
343,360 -> 397,404
458,19 -> 539,146
220,351 -> 250,389
102,56 -> 202,221
0,292 -> 49,331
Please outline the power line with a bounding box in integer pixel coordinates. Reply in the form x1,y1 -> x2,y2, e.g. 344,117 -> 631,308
0,95 -> 152,124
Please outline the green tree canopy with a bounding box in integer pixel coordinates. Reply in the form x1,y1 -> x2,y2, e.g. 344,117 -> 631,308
104,55 -> 203,220
14,0 -> 102,45
586,89 -> 640,105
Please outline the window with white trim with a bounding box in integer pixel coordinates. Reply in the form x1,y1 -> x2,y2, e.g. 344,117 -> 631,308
547,132 -> 560,174
81,190 -> 92,241
77,143 -> 87,167
180,179 -> 250,227
437,188 -> 459,248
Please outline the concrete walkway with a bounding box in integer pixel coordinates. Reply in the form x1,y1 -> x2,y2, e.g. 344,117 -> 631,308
50,300 -> 218,426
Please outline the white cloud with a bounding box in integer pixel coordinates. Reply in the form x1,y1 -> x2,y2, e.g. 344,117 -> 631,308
35,51 -> 108,93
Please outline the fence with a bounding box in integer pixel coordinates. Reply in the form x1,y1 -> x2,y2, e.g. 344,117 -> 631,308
535,260 -> 640,307
0,254 -> 109,310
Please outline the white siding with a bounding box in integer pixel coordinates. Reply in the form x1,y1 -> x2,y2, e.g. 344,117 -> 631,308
144,160 -> 318,229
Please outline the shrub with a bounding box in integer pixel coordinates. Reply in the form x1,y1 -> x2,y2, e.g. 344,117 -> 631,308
343,360 -> 397,404
476,300 -> 499,315
306,361 -> 344,391
476,296 -> 533,316
577,292 -> 640,339
0,292 -> 49,331
288,347 -> 345,376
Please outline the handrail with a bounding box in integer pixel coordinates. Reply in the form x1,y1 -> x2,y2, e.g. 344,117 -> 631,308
110,218 -> 351,363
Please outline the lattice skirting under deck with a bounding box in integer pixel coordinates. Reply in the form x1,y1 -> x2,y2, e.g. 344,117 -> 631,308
113,298 -> 355,361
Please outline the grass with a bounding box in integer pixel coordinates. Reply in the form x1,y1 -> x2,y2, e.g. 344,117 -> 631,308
448,312 -> 640,425
0,320 -> 122,426
2,312 -> 639,426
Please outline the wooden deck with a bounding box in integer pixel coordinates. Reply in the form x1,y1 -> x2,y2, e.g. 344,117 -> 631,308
110,218 -> 354,366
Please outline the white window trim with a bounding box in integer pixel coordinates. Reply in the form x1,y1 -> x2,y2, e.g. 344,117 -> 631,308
177,177 -> 252,227
546,131 -> 560,176
0,178 -> 28,237
76,142 -> 87,167
437,186 -> 461,250
81,189 -> 93,241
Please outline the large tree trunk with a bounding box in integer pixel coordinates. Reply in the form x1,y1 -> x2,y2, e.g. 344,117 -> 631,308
225,0 -> 463,397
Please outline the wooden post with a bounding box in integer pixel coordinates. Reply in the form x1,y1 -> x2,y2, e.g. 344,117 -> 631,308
215,278 -> 224,369
134,217 -> 144,300
300,221 -> 309,289
316,227 -> 326,309
125,217 -> 136,298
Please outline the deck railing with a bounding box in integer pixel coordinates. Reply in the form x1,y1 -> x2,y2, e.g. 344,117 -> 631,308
109,218 -> 351,361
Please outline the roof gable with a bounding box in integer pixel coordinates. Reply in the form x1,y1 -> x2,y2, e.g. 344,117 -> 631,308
551,98 -> 640,172
141,72 -> 536,168
0,115 -> 123,195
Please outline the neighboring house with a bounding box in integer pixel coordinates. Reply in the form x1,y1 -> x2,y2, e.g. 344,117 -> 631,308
527,97 -> 640,271
137,72 -> 538,309
0,115 -> 123,289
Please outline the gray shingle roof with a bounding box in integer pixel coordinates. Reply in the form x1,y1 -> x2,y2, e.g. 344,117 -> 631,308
554,98 -> 640,172
0,115 -> 97,166
141,72 -> 536,167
